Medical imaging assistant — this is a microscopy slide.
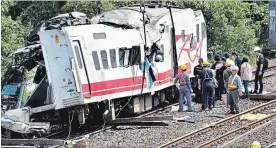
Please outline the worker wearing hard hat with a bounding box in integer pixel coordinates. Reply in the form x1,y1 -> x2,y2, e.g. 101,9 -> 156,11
174,64 -> 193,112
198,61 -> 215,110
227,66 -> 243,114
253,46 -> 265,94
223,61 -> 233,108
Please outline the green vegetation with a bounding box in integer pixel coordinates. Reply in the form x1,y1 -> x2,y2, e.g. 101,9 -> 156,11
1,0 -> 269,75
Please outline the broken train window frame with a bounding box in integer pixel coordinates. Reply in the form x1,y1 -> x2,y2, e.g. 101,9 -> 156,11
118,46 -> 142,68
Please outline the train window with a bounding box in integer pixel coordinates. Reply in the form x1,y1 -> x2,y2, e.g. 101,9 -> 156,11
181,30 -> 185,43
155,44 -> 164,62
100,50 -> 109,69
74,45 -> 83,69
196,24 -> 200,43
92,51 -> 101,70
119,48 -> 125,67
124,50 -> 130,67
201,22 -> 207,39
109,49 -> 117,68
129,46 -> 141,65
93,33 -> 106,40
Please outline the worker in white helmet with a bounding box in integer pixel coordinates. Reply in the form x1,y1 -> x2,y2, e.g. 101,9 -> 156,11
251,141 -> 261,148
252,46 -> 265,94
227,66 -> 243,114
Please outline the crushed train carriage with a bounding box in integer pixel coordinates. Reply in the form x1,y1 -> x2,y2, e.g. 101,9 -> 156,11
1,4 -> 207,136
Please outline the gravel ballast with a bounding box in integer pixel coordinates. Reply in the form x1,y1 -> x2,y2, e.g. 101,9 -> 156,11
88,100 -> 267,148
226,121 -> 276,148
88,59 -> 276,148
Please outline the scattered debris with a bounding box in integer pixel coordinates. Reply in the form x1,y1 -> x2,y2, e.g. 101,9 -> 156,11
239,113 -> 270,121
174,116 -> 195,123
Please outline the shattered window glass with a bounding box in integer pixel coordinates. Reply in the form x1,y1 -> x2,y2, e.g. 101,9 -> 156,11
124,50 -> 129,67
92,51 -> 101,70
74,45 -> 83,69
132,46 -> 141,65
100,50 -> 109,69
119,48 -> 125,67
109,49 -> 117,68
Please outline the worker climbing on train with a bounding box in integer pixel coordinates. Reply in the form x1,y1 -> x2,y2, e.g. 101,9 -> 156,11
193,58 -> 204,103
198,61 -> 215,110
227,66 -> 243,114
174,64 -> 193,112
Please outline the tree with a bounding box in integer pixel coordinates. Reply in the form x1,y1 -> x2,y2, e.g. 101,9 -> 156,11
1,1 -> 31,78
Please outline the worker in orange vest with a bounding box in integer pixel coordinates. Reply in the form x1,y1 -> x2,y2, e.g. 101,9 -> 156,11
227,66 -> 243,114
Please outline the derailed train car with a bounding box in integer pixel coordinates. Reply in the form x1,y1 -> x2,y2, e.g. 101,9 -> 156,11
1,4 -> 207,136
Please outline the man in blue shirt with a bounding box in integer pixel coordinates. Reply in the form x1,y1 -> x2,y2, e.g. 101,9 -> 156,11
227,66 -> 243,114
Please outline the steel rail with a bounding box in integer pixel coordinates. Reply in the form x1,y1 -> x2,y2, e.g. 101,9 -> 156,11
196,113 -> 276,148
158,99 -> 276,148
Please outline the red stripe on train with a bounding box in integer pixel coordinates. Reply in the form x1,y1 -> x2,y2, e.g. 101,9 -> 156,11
83,84 -> 148,98
82,63 -> 191,98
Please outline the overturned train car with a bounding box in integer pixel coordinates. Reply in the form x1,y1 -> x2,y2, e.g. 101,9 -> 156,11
1,5 -> 207,136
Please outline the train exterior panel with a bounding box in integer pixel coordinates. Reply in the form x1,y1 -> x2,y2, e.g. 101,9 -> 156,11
39,7 -> 207,110
1,6 -> 207,135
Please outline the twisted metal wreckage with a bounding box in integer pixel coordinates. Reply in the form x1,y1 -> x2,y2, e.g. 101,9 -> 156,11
1,2 -> 183,136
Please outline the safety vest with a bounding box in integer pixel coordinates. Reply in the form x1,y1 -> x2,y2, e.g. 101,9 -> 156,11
228,75 -> 238,89
179,73 -> 187,85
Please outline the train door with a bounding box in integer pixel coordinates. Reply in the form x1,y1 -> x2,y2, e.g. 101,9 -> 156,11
70,37 -> 91,97
169,27 -> 178,78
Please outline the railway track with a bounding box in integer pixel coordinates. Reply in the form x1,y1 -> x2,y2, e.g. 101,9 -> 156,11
158,99 -> 276,148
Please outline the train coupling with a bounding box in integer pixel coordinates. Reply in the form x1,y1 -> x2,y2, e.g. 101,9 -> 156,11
1,107 -> 50,134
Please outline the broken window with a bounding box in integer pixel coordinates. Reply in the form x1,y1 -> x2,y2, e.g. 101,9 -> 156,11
129,46 -> 141,66
100,50 -> 109,69
109,49 -> 117,68
118,46 -> 141,67
92,51 -> 101,70
196,24 -> 200,43
73,43 -> 83,69
155,44 -> 164,62
119,48 -> 125,67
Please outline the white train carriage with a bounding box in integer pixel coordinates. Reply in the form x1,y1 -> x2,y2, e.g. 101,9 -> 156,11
1,6 -> 207,134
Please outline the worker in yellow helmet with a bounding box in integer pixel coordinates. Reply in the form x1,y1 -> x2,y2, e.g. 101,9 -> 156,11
198,61 -> 215,110
173,64 -> 193,112
223,61 -> 232,110
251,141 -> 261,148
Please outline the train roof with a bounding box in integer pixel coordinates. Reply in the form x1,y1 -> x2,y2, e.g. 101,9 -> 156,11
90,6 -> 193,29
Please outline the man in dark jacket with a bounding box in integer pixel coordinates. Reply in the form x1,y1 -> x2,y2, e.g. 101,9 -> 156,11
253,46 -> 265,94
232,52 -> 242,75
193,58 -> 203,103
198,61 -> 214,110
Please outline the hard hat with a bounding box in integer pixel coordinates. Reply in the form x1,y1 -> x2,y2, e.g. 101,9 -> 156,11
181,65 -> 187,70
253,46 -> 261,52
202,61 -> 209,66
251,141 -> 261,148
231,66 -> 239,71
225,61 -> 231,67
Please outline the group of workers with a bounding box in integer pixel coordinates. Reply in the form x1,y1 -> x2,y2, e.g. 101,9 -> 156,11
174,46 -> 266,114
